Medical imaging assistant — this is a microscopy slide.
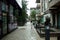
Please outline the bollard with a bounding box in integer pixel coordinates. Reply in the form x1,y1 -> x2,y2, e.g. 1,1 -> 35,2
45,26 -> 50,40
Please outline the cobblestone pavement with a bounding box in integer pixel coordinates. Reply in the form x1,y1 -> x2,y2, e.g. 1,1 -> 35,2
1,22 -> 57,40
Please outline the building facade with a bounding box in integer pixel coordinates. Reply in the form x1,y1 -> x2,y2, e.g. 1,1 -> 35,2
36,0 -> 42,22
0,0 -> 22,39
49,0 -> 60,28
36,0 -> 60,28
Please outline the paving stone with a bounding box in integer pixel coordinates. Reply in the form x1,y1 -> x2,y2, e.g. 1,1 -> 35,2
1,22 -> 57,40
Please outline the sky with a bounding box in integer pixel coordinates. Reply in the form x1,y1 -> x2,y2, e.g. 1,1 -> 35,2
16,0 -> 37,16
16,0 -> 22,8
26,0 -> 37,16
26,0 -> 37,9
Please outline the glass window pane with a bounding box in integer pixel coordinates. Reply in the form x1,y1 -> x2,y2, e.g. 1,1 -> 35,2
45,3 -> 48,10
2,12 -> 7,34
6,5 -> 8,12
2,2 -> 6,11
10,5 -> 13,14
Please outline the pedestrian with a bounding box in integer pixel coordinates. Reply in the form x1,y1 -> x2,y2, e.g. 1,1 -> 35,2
44,16 -> 51,40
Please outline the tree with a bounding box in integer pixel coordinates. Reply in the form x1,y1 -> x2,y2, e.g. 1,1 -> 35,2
30,10 -> 36,20
22,0 -> 28,22
18,0 -> 28,26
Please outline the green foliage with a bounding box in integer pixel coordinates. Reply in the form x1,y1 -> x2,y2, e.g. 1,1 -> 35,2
19,0 -> 28,23
30,10 -> 36,20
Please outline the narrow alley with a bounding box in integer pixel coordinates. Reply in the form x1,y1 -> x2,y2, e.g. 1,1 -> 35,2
0,0 -> 60,40
1,22 -> 57,40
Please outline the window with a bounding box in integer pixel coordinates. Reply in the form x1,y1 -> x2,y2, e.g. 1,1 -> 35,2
43,0 -> 44,12
10,5 -> 13,14
15,9 -> 18,16
6,5 -> 8,12
2,2 -> 6,11
44,0 -> 45,10
2,12 -> 7,34
45,3 -> 48,10
9,5 -> 14,23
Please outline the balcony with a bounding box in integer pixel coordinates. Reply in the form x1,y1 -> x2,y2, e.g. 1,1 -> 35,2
49,0 -> 60,8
